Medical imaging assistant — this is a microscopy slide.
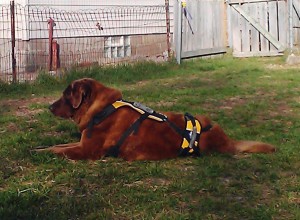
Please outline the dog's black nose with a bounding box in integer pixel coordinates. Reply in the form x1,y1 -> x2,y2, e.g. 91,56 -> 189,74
49,104 -> 54,112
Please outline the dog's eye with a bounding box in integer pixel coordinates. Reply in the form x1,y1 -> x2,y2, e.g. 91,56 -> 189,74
64,97 -> 73,107
63,85 -> 73,96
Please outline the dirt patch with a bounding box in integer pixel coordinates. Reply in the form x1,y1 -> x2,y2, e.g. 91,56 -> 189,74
219,96 -> 248,110
15,106 -> 45,117
124,177 -> 171,190
266,63 -> 300,70
0,96 -> 56,117
218,91 -> 294,117
1,96 -> 55,107
6,122 -> 19,132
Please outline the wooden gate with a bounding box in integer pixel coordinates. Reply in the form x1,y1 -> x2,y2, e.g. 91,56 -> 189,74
227,0 -> 288,57
175,0 -> 227,62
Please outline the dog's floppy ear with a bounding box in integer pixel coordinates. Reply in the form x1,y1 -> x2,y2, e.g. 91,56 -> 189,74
70,81 -> 90,109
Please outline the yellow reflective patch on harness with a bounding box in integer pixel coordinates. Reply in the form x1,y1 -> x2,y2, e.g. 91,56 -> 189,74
186,120 -> 201,133
148,115 -> 164,121
112,101 -> 128,109
195,120 -> 201,134
112,100 -> 164,122
181,138 -> 189,149
186,120 -> 194,131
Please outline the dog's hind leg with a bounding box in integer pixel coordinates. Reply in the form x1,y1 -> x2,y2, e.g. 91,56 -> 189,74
233,141 -> 275,153
199,123 -> 275,154
199,124 -> 236,154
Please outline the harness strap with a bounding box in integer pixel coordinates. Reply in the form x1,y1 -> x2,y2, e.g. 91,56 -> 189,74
86,104 -> 117,138
105,112 -> 150,157
202,124 -> 213,133
166,119 -> 190,142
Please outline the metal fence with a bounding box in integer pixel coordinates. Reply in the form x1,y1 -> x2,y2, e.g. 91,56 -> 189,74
0,2 -> 173,83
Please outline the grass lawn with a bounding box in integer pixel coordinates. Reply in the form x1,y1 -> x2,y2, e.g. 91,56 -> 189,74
0,56 -> 299,219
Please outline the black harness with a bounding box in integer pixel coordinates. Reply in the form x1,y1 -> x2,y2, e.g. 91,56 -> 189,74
86,100 -> 212,157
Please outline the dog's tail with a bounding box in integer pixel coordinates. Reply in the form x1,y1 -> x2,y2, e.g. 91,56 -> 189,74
200,123 -> 276,154
233,140 -> 276,154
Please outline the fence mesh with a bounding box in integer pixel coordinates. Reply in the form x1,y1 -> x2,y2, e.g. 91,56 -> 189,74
0,5 -> 12,81
0,3 -> 173,83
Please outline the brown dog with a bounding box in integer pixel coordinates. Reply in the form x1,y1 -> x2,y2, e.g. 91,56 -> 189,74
37,78 -> 275,160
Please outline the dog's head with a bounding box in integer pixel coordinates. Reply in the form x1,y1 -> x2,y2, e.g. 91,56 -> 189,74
49,78 -> 122,125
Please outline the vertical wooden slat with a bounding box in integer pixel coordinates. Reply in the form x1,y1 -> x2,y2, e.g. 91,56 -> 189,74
211,1 -> 216,48
268,1 -> 278,51
182,4 -> 187,53
241,3 -> 250,52
259,1 -> 269,52
278,0 -> 287,47
201,0 -> 206,50
183,4 -> 189,52
212,1 -> 218,48
189,0 -> 196,51
207,1 -> 213,49
231,4 -> 241,52
248,2 -> 260,52
215,0 -> 223,48
293,0 -> 300,46
199,0 -> 204,51
182,7 -> 186,52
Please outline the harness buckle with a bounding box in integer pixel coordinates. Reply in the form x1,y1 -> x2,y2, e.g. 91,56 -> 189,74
133,102 -> 154,114
188,126 -> 198,149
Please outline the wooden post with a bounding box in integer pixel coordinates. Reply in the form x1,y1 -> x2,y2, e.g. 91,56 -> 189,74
10,0 -> 17,83
174,0 -> 182,64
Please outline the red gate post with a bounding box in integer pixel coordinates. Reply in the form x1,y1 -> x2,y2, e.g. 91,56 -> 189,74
48,17 -> 55,71
52,40 -> 60,71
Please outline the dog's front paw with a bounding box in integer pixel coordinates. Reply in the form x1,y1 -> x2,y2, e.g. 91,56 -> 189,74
31,146 -> 51,152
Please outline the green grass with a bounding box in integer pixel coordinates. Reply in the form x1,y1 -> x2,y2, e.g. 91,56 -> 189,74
0,56 -> 300,219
